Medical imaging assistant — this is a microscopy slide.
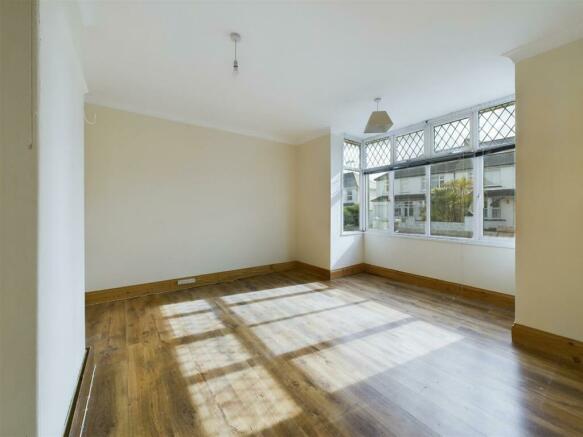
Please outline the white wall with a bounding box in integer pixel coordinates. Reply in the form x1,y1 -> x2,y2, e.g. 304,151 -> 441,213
295,134 -> 331,269
36,1 -> 87,434
330,131 -> 364,269
0,1 -> 37,435
365,235 -> 515,294
515,39 -> 583,341
1,2 -> 86,435
85,104 -> 296,291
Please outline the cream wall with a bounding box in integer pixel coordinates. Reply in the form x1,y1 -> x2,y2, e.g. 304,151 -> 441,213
515,39 -> 583,341
0,1 -> 37,435
296,134 -> 331,269
85,104 -> 296,291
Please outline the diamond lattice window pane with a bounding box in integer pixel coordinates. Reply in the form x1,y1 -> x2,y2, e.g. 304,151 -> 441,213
365,137 -> 391,168
343,140 -> 360,169
433,118 -> 471,152
395,130 -> 424,162
479,102 -> 515,146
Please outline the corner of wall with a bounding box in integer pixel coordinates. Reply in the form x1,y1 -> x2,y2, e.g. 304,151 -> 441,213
329,131 -> 364,270
295,133 -> 332,269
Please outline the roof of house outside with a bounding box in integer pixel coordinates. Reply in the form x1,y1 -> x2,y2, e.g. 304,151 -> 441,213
394,167 -> 425,179
343,172 -> 358,188
485,151 -> 515,167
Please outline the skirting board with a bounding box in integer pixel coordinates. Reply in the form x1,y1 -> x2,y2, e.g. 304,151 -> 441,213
296,262 -> 513,308
86,261 -> 297,305
295,261 -> 332,280
294,262 -> 366,280
330,263 -> 367,280
364,264 -> 515,309
512,323 -> 583,367
86,260 -> 513,309
64,347 -> 95,437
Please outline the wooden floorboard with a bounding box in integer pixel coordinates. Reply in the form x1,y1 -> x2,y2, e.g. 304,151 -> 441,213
85,270 -> 583,436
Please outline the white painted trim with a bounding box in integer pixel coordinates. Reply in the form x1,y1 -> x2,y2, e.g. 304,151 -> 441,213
504,26 -> 583,63
366,229 -> 515,249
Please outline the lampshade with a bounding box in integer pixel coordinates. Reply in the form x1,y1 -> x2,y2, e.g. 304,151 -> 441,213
364,110 -> 393,134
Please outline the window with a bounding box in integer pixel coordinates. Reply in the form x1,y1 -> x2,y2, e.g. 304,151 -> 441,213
394,167 -> 426,235
348,98 -> 515,245
437,174 -> 446,188
365,137 -> 391,168
479,102 -> 515,146
430,158 -> 474,238
483,151 -> 515,238
343,170 -> 360,231
395,130 -> 424,162
343,140 -> 360,169
343,140 -> 361,232
433,117 -> 471,153
367,173 -> 390,230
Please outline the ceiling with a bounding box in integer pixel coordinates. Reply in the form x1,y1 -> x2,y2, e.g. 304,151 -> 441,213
80,1 -> 583,144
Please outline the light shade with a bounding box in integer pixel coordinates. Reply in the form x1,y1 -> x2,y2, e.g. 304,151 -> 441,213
364,111 -> 393,134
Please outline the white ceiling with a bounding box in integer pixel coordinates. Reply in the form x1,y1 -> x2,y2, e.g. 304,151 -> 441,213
80,1 -> 583,144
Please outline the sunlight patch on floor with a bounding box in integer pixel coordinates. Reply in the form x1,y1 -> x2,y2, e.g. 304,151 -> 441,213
164,310 -> 226,339
159,299 -> 212,317
188,364 -> 301,436
230,288 -> 367,325
252,301 -> 412,355
220,282 -> 328,305
175,333 -> 252,376
292,320 -> 463,392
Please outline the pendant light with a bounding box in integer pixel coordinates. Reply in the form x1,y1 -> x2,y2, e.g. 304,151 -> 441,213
364,97 -> 393,134
230,32 -> 241,74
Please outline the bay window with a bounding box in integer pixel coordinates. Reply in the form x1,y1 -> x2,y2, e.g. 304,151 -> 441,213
343,96 -> 516,245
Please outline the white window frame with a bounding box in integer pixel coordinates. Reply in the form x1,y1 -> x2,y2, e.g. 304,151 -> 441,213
341,138 -> 365,235
345,95 -> 515,248
393,123 -> 427,164
430,112 -> 474,157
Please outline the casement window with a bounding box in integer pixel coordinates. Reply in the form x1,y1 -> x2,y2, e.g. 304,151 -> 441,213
433,117 -> 471,153
367,172 -> 390,231
343,96 -> 515,246
394,167 -> 426,235
479,101 -> 515,147
430,158 -> 474,238
395,130 -> 424,162
483,150 -> 515,238
342,140 -> 362,232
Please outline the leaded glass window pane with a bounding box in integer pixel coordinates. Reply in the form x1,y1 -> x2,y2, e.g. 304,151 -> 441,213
479,102 -> 516,146
433,118 -> 471,153
365,137 -> 391,169
343,140 -> 360,169
395,130 -> 424,162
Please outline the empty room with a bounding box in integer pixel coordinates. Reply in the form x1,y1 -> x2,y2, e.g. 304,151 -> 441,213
2,1 -> 583,436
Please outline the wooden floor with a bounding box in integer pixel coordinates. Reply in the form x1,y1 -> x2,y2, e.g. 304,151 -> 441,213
85,270 -> 583,436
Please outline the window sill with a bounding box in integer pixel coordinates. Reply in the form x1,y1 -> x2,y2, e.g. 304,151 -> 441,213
365,229 -> 515,249
341,231 -> 365,237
